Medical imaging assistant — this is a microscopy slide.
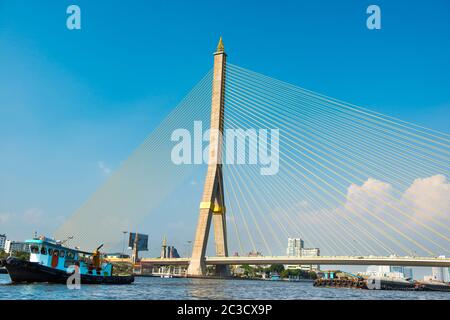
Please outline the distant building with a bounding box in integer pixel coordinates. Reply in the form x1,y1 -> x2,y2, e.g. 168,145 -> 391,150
364,266 -> 414,280
390,266 -> 413,280
160,236 -> 180,259
169,246 -> 180,258
431,267 -> 445,282
300,248 -> 320,257
285,238 -> 320,271
4,240 -> 30,254
430,256 -> 450,282
403,267 -> 414,280
0,234 -> 6,251
286,238 -> 304,256
247,251 -> 263,257
300,247 -> 320,271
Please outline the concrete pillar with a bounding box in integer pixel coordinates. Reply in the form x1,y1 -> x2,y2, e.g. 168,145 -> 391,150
187,38 -> 229,277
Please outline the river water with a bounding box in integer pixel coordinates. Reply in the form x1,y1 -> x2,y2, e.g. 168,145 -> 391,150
0,274 -> 448,300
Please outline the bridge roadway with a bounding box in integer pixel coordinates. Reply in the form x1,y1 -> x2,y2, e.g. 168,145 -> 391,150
138,256 -> 450,268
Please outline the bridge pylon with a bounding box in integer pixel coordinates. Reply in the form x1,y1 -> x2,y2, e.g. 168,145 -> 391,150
187,38 -> 230,277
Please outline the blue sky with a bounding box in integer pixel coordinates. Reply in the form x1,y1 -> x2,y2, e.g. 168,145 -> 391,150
0,0 -> 449,261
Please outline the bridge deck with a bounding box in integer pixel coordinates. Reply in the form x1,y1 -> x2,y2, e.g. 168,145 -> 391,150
138,256 -> 450,268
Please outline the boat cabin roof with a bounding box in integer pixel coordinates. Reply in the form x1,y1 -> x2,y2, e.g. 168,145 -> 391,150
25,239 -> 92,256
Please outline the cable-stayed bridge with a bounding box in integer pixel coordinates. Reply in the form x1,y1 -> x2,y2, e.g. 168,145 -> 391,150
56,39 -> 450,276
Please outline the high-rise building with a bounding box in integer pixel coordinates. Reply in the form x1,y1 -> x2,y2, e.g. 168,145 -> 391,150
285,238 -> 320,271
431,256 -> 450,282
4,240 -> 30,254
403,267 -> 414,280
286,238 -> 304,257
300,248 -> 320,271
300,248 -> 320,257
431,267 -> 445,282
442,268 -> 449,282
0,234 -> 6,251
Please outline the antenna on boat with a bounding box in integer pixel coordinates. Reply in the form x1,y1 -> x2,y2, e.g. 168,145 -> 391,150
61,235 -> 74,247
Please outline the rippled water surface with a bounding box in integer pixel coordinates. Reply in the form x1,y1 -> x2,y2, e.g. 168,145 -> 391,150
0,274 -> 448,300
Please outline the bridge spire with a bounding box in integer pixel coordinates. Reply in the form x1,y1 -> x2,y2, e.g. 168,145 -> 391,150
216,36 -> 225,53
187,38 -> 229,277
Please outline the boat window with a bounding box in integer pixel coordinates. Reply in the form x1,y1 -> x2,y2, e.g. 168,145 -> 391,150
64,260 -> 74,268
41,247 -> 47,255
60,250 -> 65,258
48,248 -> 53,256
53,250 -> 59,256
30,245 -> 39,254
67,251 -> 75,259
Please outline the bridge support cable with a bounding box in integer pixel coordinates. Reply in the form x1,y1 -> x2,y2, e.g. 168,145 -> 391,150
230,69 -> 450,219
224,81 -> 450,237
224,164 -> 258,253
226,160 -> 274,255
228,141 -> 377,256
225,91 -> 450,252
229,64 -> 450,145
227,69 -> 450,173
222,64 -> 449,257
226,107 -> 396,255
224,149 -> 287,251
227,100 -> 449,255
225,116 -> 367,255
56,70 -> 214,250
223,182 -> 244,255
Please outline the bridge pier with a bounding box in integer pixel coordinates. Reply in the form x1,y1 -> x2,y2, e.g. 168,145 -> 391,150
187,38 -> 230,278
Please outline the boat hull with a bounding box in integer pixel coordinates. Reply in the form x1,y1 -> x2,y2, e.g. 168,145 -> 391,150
1,257 -> 134,285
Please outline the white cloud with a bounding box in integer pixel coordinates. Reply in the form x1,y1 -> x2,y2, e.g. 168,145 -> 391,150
344,178 -> 394,213
401,174 -> 450,219
295,175 -> 449,255
98,161 -> 112,175
341,175 -> 449,222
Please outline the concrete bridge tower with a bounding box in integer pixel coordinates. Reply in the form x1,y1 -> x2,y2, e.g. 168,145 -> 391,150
187,38 -> 229,277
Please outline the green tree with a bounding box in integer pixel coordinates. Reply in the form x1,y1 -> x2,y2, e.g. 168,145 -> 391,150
0,250 -> 30,261
280,269 -> 289,278
206,266 -> 215,275
241,264 -> 256,277
269,264 -> 284,274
